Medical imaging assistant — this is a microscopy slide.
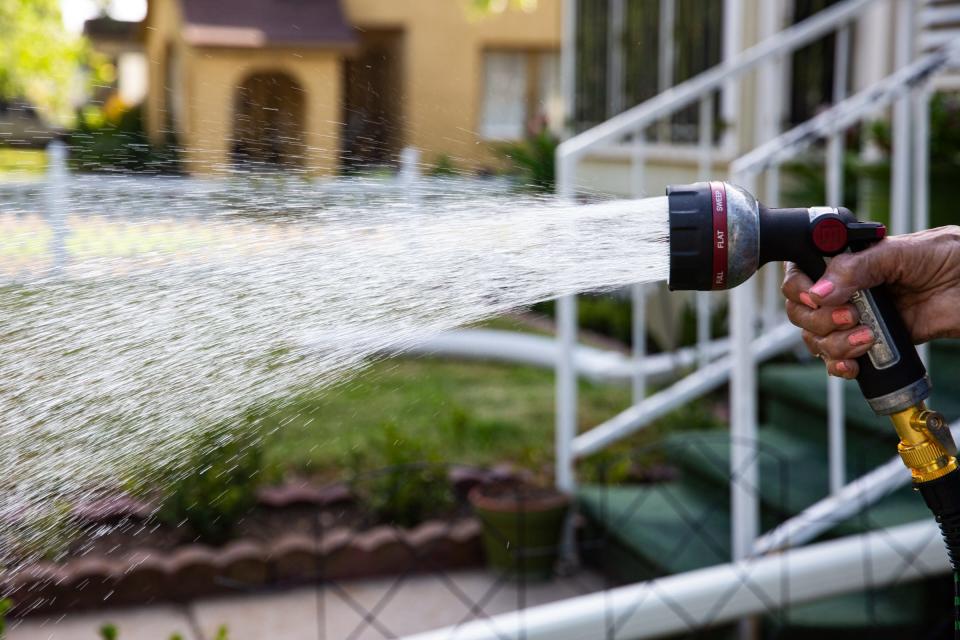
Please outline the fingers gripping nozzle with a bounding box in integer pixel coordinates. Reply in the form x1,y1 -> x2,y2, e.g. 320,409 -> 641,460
665,181 -> 954,483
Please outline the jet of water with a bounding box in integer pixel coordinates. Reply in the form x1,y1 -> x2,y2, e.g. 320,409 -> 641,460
0,176 -> 668,567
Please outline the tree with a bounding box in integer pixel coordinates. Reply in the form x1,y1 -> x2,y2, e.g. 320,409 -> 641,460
0,0 -> 87,124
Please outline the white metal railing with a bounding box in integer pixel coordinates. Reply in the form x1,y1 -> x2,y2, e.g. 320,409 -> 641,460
553,0 -> 894,544
552,0 -> 960,624
755,420 -> 960,553
733,37 -> 960,555
402,519 -> 949,640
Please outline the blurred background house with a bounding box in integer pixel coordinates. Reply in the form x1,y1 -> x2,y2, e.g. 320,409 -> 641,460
83,15 -> 147,108
142,0 -> 562,175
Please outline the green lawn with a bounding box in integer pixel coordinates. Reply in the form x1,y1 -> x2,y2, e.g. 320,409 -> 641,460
253,357 -> 630,478
0,148 -> 46,175
250,355 -> 725,481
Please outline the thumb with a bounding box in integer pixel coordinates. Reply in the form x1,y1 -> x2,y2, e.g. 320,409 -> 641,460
807,240 -> 903,306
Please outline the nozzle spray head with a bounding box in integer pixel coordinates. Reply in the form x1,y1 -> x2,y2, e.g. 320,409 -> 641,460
667,182 -> 759,291
665,180 -> 930,417
666,181 -> 887,292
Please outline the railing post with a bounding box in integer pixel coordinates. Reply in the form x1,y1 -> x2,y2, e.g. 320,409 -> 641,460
658,0 -> 676,140
760,168 -> 781,331
824,23 -> 851,496
561,0 -> 578,136
730,173 -> 759,564
608,0 -> 625,118
45,139 -> 69,278
631,284 -> 647,401
696,94 -> 715,368
913,85 -> 931,366
556,295 -> 578,496
890,0 -> 915,236
721,0 -> 744,150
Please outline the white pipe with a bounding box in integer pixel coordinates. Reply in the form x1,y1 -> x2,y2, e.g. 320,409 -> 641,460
755,421 -> 960,553
402,519 -> 948,640
572,322 -> 799,458
388,329 -> 731,384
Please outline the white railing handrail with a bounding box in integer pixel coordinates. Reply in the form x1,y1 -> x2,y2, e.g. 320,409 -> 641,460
731,39 -> 960,178
556,0 -> 882,186
725,39 -> 960,556
572,321 -> 799,458
754,421 -> 960,555
402,518 -> 948,640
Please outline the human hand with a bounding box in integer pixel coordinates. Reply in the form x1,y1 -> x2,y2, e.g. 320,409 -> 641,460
781,226 -> 960,378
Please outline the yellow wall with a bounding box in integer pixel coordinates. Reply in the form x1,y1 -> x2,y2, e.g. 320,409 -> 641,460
186,51 -> 342,174
344,0 -> 562,170
144,0 -> 185,146
145,0 -> 560,174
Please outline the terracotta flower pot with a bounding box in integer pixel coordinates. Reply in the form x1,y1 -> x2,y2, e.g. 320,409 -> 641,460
468,483 -> 570,581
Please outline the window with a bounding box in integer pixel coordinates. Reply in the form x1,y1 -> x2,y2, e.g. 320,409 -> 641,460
480,50 -> 562,140
789,0 -> 845,126
574,0 -> 723,141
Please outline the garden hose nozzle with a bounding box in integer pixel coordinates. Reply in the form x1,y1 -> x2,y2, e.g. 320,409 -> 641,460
666,181 -> 960,568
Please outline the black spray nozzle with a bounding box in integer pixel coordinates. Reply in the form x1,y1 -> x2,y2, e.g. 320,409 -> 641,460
665,180 -> 922,417
667,181 -> 886,293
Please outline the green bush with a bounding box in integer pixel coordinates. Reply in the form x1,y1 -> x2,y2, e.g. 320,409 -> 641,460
68,104 -> 180,174
99,624 -> 118,640
494,128 -> 558,192
429,154 -> 458,177
0,598 -> 11,638
158,426 -> 265,545
351,421 -> 453,528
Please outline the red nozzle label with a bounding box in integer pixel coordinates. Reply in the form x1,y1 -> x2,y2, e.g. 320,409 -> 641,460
709,181 -> 727,289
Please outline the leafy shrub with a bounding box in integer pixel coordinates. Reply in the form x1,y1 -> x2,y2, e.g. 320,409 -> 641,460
352,421 -> 453,528
495,128 -> 558,192
68,100 -> 180,174
429,154 -> 458,177
0,598 -> 11,638
99,624 -> 118,640
158,426 -> 265,545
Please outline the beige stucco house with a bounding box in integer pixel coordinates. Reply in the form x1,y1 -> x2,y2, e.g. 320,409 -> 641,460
143,0 -> 562,175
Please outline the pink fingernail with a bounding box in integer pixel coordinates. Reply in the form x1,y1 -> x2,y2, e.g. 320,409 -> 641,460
849,328 -> 874,346
836,361 -> 849,373
832,309 -> 853,325
809,280 -> 835,298
798,292 -> 818,309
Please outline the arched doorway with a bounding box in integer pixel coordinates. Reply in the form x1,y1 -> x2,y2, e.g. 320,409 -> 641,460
232,72 -> 306,169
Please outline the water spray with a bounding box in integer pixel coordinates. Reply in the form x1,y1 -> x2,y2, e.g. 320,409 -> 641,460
668,180 -> 960,625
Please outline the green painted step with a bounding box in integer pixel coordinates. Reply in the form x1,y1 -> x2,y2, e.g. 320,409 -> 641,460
661,426 -> 892,517
661,427 -> 930,534
577,482 -> 927,630
761,362 -> 960,442
578,482 -> 732,575
779,588 -> 927,632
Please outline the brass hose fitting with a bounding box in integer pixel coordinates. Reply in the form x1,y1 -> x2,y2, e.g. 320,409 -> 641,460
891,402 -> 957,483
